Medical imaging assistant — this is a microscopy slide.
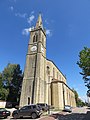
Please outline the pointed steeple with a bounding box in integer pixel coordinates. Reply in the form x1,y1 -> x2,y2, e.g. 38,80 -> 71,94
36,14 -> 43,29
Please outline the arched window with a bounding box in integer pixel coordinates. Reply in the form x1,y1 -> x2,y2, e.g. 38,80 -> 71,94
36,35 -> 38,42
47,66 -> 50,75
33,35 -> 36,42
33,34 -> 38,43
28,97 -> 30,105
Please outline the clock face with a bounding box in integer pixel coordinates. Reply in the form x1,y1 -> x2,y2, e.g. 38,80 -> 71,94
31,46 -> 37,51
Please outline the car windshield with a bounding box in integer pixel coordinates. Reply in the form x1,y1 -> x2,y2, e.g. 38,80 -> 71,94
20,106 -> 28,110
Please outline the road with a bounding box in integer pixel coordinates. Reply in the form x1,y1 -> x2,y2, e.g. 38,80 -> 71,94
56,107 -> 89,120
39,107 -> 90,120
3,107 -> 90,120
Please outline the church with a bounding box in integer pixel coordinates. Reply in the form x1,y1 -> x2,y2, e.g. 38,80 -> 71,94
20,14 -> 76,109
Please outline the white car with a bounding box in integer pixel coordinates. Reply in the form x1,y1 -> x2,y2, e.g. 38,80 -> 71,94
63,105 -> 72,112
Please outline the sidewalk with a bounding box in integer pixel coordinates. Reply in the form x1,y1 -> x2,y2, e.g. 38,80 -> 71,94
39,111 -> 70,120
39,107 -> 88,120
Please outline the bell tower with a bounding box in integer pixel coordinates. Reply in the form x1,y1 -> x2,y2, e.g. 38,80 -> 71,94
20,14 -> 46,107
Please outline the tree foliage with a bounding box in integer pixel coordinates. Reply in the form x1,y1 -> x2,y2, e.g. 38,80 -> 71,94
72,89 -> 85,106
0,73 -> 3,88
0,63 -> 23,104
72,89 -> 78,104
0,73 -> 9,100
77,47 -> 90,91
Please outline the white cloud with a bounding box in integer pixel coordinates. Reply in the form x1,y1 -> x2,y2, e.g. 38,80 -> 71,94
15,13 -> 27,18
10,6 -> 14,11
46,29 -> 52,37
31,11 -> 34,15
45,19 -> 49,25
22,28 -> 31,36
27,15 -> 35,24
22,28 -> 52,37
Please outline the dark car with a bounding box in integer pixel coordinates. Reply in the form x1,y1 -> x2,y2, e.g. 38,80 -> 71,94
63,105 -> 72,112
0,108 -> 10,119
37,103 -> 50,112
12,104 -> 42,119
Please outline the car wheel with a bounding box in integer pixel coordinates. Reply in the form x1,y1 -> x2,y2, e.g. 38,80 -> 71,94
31,112 -> 37,119
13,114 -> 19,119
4,116 -> 7,119
20,116 -> 23,118
42,108 -> 44,111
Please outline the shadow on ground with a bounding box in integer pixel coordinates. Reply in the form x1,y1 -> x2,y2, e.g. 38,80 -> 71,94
1,111 -> 90,120
49,112 -> 90,120
10,117 -> 38,119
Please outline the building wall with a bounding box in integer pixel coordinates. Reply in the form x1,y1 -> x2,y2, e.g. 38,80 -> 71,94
46,59 -> 76,109
51,82 -> 64,109
0,101 -> 6,108
46,60 -> 66,83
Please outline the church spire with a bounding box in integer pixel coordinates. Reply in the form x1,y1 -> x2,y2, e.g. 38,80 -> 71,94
36,14 -> 43,29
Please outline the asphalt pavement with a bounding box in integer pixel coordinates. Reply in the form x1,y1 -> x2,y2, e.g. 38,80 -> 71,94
83,111 -> 90,120
39,107 -> 90,120
2,107 -> 90,120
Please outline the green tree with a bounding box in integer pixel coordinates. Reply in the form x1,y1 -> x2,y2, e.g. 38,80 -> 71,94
77,47 -> 90,96
0,88 -> 9,100
2,63 -> 23,103
0,73 -> 9,100
72,89 -> 78,104
0,73 -> 3,88
72,89 -> 85,106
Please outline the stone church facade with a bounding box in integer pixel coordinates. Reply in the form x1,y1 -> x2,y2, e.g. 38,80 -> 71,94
20,14 -> 76,109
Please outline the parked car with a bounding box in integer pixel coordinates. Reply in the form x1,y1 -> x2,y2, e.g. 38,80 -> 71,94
63,105 -> 72,112
37,103 -> 50,111
0,108 -> 11,119
12,104 -> 42,119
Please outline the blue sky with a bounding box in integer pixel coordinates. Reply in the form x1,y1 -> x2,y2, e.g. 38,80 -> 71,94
0,0 -> 90,102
